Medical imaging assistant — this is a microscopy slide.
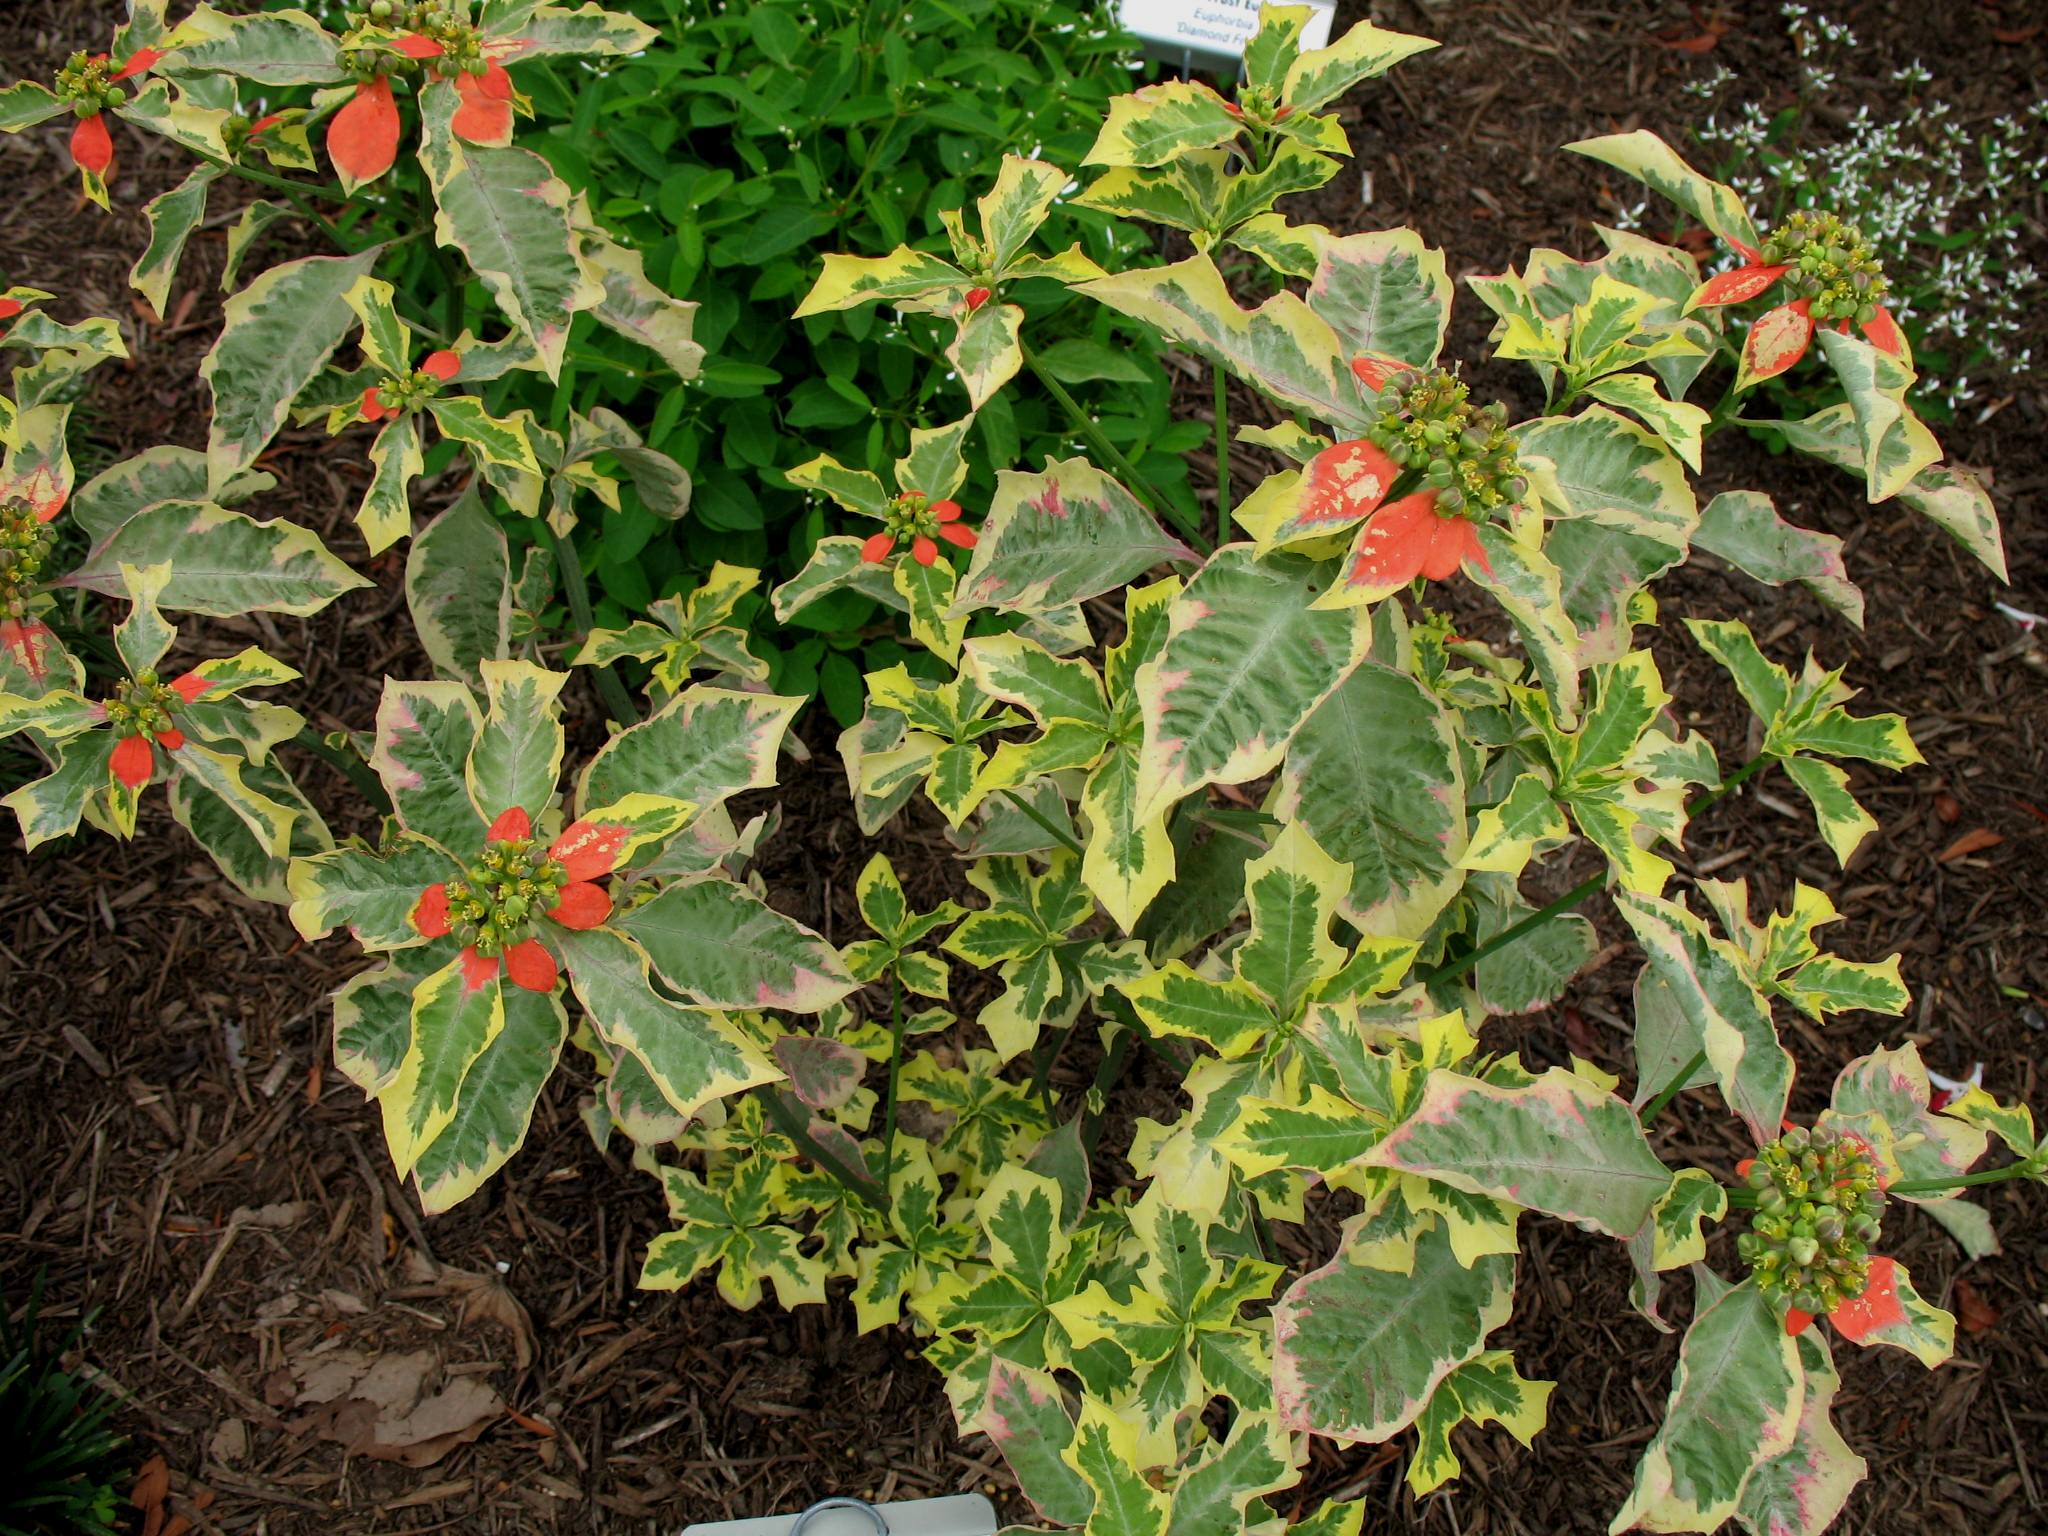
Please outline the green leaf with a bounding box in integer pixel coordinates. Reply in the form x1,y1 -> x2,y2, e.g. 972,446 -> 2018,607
556,926 -> 780,1123
1613,1280 -> 1801,1533
1272,1212 -> 1514,1443
955,457 -> 1194,617
417,81 -> 600,379
67,500 -> 368,616
1135,548 -> 1366,821
406,489 -> 511,686
1694,490 -> 1862,627
1366,1067 -> 1673,1237
200,248 -> 381,489
618,879 -> 857,1014
579,685 -> 801,812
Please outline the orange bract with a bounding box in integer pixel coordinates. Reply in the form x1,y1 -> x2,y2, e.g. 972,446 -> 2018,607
328,78 -> 400,186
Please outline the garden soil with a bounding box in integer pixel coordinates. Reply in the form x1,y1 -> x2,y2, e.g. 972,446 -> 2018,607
3,1 -> 2044,1532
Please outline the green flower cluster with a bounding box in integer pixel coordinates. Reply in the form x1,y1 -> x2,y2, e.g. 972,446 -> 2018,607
0,499 -> 54,620
445,837 -> 566,957
370,366 -> 445,416
102,670 -> 180,741
1364,369 -> 1527,519
353,0 -> 494,77
1759,210 -> 1890,326
53,51 -> 126,112
1736,1123 -> 1884,1319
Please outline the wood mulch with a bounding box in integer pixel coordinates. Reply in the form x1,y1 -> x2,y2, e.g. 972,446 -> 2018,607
3,1 -> 2044,1532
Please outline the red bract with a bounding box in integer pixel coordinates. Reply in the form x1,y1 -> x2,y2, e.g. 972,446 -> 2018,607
361,385 -> 394,423
1348,353 -> 1404,392
964,286 -> 992,312
1342,491 -> 1489,592
1691,261 -> 1789,308
70,114 -> 113,178
1742,298 -> 1815,383
911,534 -> 939,566
328,78 -> 400,185
0,299 -> 23,322
109,732 -> 154,788
108,47 -> 162,81
420,349 -> 461,381
408,806 -> 637,995
451,62 -> 515,144
1785,1255 -> 1906,1341
859,531 -> 896,564
394,34 -> 445,59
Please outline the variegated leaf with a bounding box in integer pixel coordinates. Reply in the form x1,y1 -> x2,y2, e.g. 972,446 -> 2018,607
1273,1213 -> 1514,1443
1277,660 -> 1466,939
1613,1279 -> 1802,1534
417,80 -> 600,378
413,983 -> 568,1212
954,458 -> 1194,617
1366,1067 -> 1673,1237
1135,548 -> 1366,822
66,500 -> 368,616
618,880 -> 856,1014
556,926 -> 780,1121
200,248 -> 381,490
579,685 -> 801,812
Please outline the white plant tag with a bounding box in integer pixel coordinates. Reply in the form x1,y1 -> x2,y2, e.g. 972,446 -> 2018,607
1116,0 -> 1336,66
682,1493 -> 999,1536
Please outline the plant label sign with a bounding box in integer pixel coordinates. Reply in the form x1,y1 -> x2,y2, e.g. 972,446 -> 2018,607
1117,0 -> 1336,68
683,1494 -> 999,1536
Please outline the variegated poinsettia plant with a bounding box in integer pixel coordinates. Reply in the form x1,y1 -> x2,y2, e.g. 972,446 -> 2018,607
2,3 -> 2044,1533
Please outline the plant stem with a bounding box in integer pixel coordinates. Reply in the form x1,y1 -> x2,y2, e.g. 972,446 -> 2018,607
543,522 -> 640,729
762,1091 -> 886,1207
1000,787 -> 1084,856
1212,365 -> 1231,544
1639,1049 -> 1709,1126
293,726 -> 390,814
881,968 -> 904,1211
1020,340 -> 1208,553
1889,1161 -> 2046,1197
1424,754 -> 1770,987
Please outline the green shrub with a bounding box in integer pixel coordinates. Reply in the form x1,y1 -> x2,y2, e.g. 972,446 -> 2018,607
0,1276 -> 127,1536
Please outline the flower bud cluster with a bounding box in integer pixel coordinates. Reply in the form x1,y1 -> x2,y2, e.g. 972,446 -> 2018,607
882,490 -> 945,541
444,836 -> 566,958
1364,368 -> 1527,519
103,669 -> 181,740
54,51 -> 125,113
1736,1123 -> 1884,1319
350,2 -> 492,76
0,498 -> 54,619
371,365 -> 446,416
1759,210 -> 1890,326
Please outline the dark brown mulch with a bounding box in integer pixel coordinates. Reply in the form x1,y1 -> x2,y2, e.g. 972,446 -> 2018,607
4,1 -> 2045,1533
